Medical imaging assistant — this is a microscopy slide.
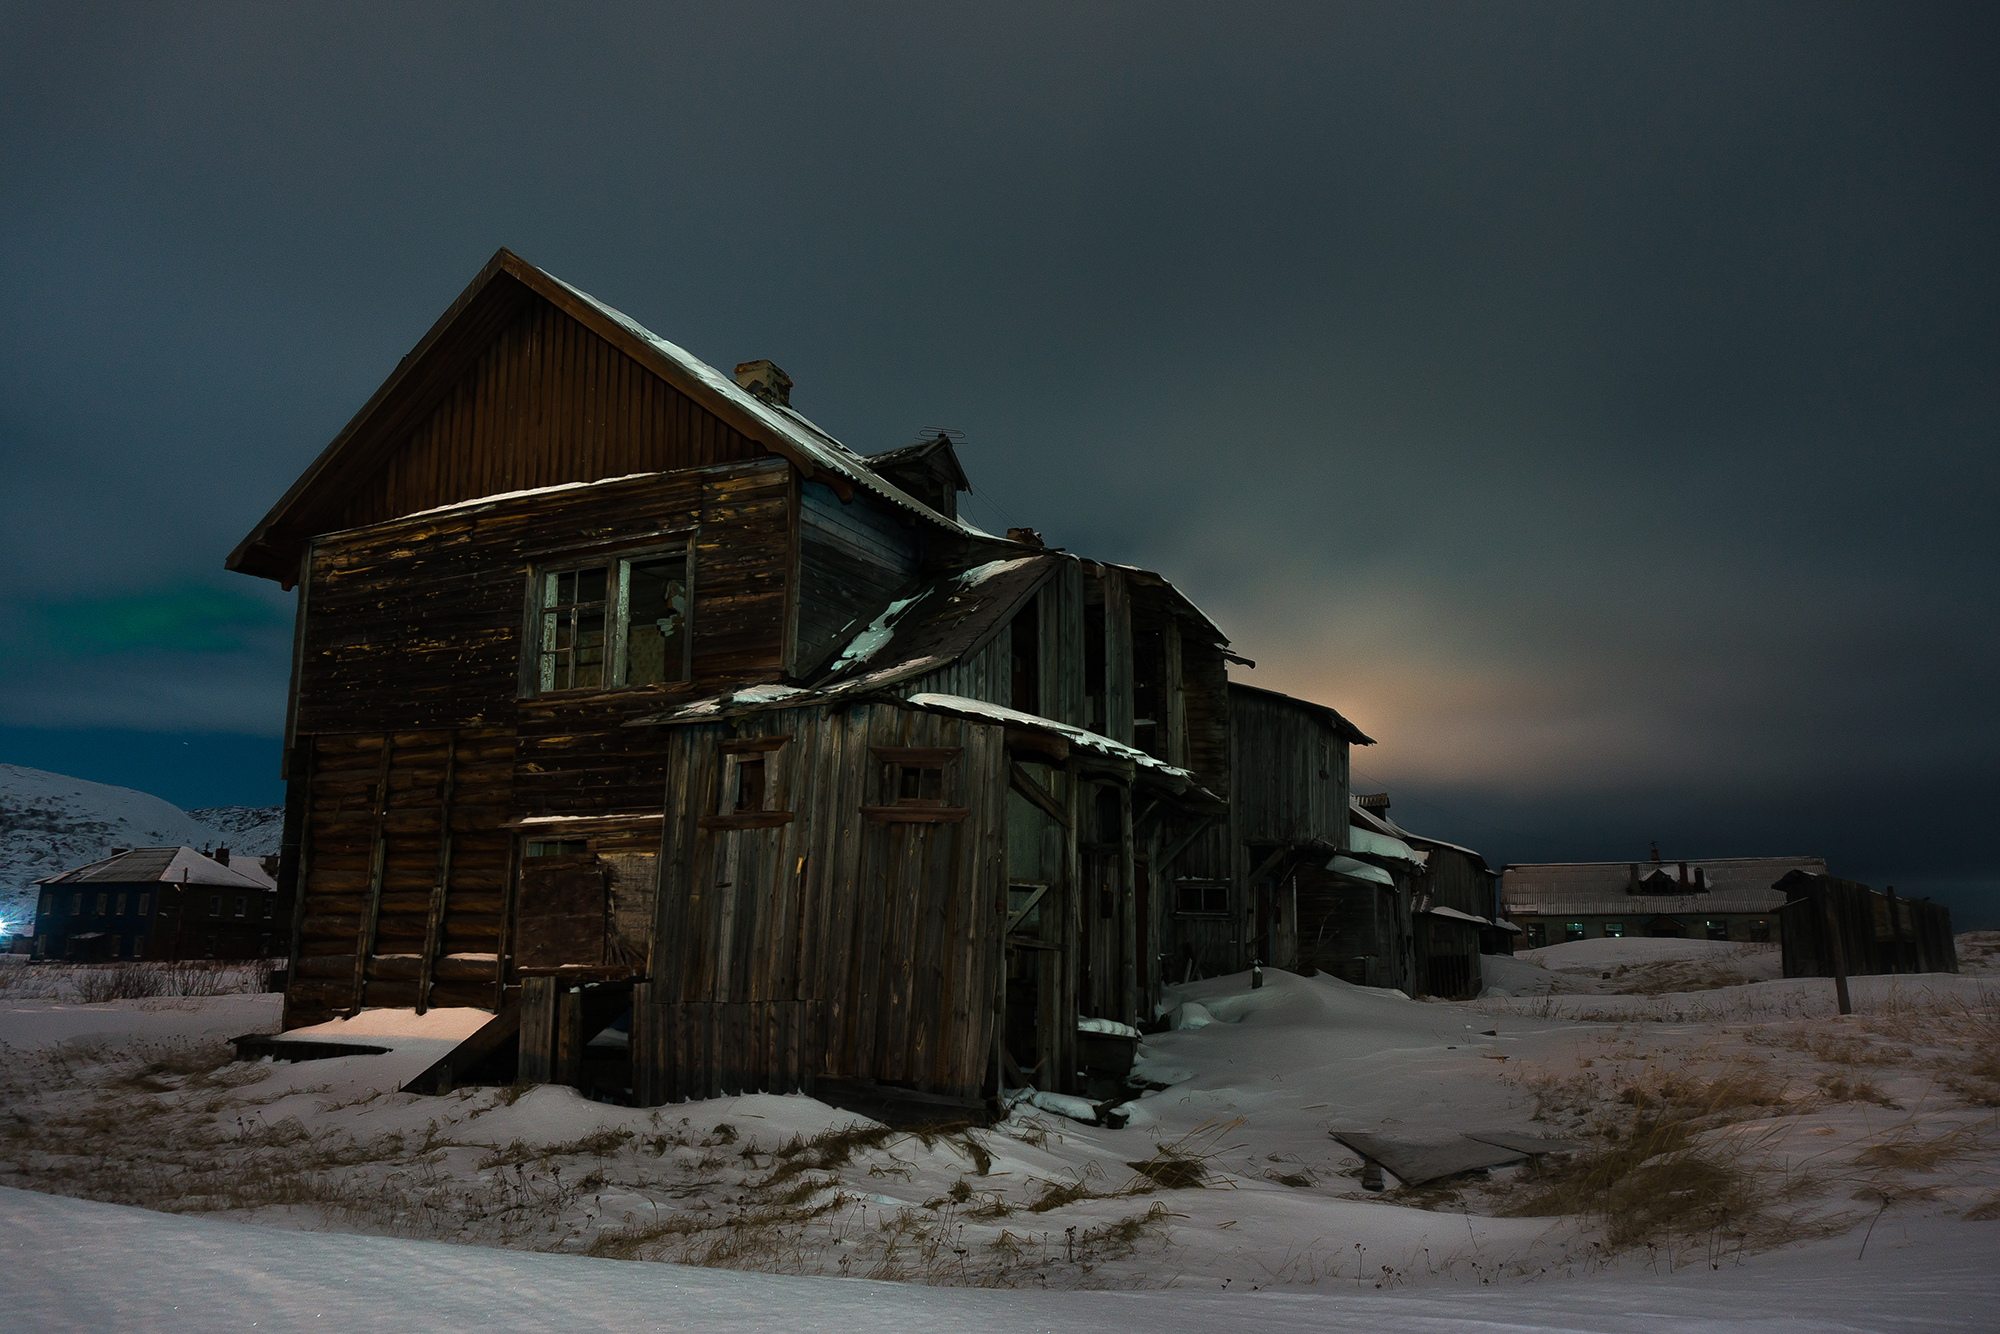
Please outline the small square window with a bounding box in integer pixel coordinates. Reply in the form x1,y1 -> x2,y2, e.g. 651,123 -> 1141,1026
1563,921 -> 1585,942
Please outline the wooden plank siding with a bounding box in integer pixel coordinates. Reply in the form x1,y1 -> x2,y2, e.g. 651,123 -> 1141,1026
330,297 -> 769,534
646,703 -> 1009,1102
280,459 -> 794,1029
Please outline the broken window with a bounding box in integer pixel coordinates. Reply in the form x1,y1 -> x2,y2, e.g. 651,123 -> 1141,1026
531,548 -> 691,695
733,757 -> 768,812
1010,601 -> 1041,715
861,747 -> 966,823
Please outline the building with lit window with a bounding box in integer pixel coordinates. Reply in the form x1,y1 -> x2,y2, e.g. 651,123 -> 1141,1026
1498,852 -> 1826,950
30,847 -> 284,962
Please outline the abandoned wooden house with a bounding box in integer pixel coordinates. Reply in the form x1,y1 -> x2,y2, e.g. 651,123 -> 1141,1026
1499,852 -> 1825,949
1775,870 -> 1957,980
30,847 -> 284,962
224,247 -> 1393,1115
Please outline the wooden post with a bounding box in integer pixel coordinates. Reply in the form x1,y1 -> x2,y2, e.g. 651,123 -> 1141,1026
519,976 -> 555,1083
555,987 -> 584,1086
282,744 -> 315,1030
1820,891 -> 1852,1016
1118,783 -> 1138,1027
630,982 -> 655,1106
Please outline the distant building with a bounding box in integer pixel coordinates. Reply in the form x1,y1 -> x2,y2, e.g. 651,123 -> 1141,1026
1499,850 -> 1826,949
31,847 -> 285,962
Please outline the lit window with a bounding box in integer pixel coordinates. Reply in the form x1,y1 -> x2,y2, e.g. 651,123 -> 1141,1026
1563,921 -> 1585,942
1750,919 -> 1771,943
1526,923 -> 1547,948
531,550 -> 690,694
1602,922 -> 1625,938
1706,919 -> 1730,941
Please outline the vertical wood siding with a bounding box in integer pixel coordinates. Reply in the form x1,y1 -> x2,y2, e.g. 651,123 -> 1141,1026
332,298 -> 768,533
793,482 -> 920,676
648,704 -> 1007,1101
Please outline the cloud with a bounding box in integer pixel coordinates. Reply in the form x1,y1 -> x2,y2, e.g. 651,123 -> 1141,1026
5,584 -> 285,658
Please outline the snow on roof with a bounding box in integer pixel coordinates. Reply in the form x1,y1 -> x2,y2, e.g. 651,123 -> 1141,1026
904,693 -> 1204,784
1348,797 -> 1488,866
37,846 -> 272,890
546,274 -> 988,540
398,473 -> 666,522
1328,854 -> 1396,887
1346,824 -> 1422,867
1423,905 -> 1492,927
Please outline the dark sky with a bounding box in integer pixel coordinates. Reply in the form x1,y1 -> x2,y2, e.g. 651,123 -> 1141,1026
3,3 -> 1995,925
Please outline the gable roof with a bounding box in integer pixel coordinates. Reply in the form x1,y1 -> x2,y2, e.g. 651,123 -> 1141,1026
37,847 -> 273,890
228,248 -> 988,582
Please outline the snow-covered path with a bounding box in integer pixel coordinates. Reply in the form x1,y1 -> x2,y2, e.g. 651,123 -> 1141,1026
2,1185 -> 1991,1333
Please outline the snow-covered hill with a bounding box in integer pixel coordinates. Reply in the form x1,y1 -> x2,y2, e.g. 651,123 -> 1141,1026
185,806 -> 286,856
0,765 -> 280,929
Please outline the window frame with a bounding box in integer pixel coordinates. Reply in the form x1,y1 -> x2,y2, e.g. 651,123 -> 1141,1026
521,537 -> 696,699
862,747 -> 968,824
1173,877 -> 1231,918
698,737 -> 794,830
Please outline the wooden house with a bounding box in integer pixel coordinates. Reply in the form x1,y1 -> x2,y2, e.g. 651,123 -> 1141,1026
227,248 -> 1334,1114
31,847 -> 283,962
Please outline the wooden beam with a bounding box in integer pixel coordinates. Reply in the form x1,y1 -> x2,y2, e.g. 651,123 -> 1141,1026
1006,883 -> 1050,933
282,744 -> 314,1030
415,731 -> 456,1016
349,736 -> 395,1015
1156,814 -> 1214,873
1009,762 -> 1071,829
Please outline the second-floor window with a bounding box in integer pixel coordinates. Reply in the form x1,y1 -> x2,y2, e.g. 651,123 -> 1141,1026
530,549 -> 690,694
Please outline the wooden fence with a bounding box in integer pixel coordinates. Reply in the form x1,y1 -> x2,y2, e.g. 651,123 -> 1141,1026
1778,871 -> 1956,980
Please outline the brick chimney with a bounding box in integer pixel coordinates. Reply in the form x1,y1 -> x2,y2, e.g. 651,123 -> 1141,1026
210,845 -> 230,864
733,360 -> 793,407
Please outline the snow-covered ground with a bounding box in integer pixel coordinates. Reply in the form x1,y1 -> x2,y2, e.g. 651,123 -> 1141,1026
2,1183 -> 1992,1333
0,936 -> 1994,1333
0,763 -> 282,928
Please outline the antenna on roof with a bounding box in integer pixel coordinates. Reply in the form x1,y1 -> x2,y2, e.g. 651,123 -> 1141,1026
916,427 -> 966,443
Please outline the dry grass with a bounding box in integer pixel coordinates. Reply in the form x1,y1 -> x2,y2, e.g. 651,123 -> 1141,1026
1851,1123 -> 1989,1174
